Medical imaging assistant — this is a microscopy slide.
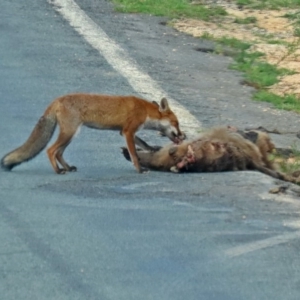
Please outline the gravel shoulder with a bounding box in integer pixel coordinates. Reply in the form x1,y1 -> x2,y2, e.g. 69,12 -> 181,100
174,0 -> 300,97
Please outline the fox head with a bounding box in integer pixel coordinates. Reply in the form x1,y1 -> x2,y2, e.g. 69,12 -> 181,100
156,98 -> 186,144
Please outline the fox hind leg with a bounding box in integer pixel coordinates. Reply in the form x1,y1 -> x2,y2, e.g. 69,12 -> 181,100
47,130 -> 77,174
56,138 -> 77,172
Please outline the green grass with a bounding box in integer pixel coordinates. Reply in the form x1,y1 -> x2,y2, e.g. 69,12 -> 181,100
236,0 -> 253,6
271,144 -> 300,174
230,50 -> 297,109
234,16 -> 257,24
237,0 -> 300,9
215,37 -> 252,51
254,91 -> 300,112
294,27 -> 300,36
112,0 -> 227,20
202,36 -> 299,111
230,51 -> 293,88
284,11 -> 300,20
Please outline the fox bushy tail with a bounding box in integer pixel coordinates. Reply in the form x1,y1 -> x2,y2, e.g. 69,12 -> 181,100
1,113 -> 57,171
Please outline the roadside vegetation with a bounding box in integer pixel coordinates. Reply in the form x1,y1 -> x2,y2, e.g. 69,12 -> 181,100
235,0 -> 300,9
271,145 -> 300,175
112,0 -> 227,20
112,0 -> 300,112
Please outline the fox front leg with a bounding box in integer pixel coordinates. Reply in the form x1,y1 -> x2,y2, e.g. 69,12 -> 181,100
123,131 -> 148,173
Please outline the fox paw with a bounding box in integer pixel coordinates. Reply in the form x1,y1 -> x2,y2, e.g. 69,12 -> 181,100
57,168 -> 67,175
139,167 -> 149,174
68,166 -> 77,172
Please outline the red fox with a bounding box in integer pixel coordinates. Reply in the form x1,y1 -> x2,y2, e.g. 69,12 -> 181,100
1,93 -> 185,174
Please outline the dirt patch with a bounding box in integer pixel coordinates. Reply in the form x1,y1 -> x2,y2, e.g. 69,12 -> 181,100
173,1 -> 300,98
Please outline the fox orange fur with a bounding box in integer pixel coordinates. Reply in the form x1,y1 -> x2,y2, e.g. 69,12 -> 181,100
1,93 -> 185,174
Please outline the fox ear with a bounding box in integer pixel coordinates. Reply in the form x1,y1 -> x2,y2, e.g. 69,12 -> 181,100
152,101 -> 159,107
159,97 -> 170,112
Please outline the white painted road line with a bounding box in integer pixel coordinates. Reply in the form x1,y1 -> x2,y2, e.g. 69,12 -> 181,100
48,0 -> 201,135
225,230 -> 300,258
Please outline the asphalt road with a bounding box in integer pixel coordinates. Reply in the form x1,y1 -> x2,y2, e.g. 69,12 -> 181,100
1,1 -> 300,299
